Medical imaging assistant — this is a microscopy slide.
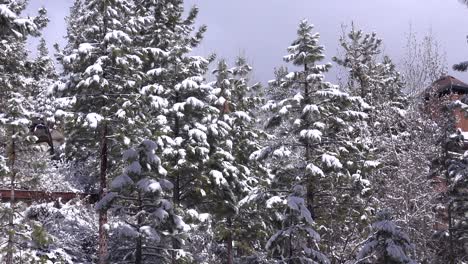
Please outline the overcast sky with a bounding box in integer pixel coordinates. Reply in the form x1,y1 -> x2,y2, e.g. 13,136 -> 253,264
25,0 -> 468,84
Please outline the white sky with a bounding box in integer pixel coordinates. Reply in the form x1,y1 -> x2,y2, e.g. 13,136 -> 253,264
25,0 -> 468,84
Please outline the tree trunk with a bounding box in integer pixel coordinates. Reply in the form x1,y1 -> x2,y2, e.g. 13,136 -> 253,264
5,135 -> 16,264
135,193 -> 143,264
226,218 -> 233,264
172,91 -> 181,264
98,123 -> 108,264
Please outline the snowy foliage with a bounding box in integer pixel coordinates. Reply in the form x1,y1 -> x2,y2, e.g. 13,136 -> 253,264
357,210 -> 415,264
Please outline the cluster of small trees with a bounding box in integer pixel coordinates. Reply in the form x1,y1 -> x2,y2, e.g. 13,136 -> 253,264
1,0 -> 467,263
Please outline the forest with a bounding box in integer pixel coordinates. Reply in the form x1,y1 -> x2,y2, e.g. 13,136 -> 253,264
1,0 -> 468,263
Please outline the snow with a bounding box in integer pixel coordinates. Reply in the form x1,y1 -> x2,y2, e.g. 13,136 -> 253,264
176,79 -> 199,91
85,63 -> 103,75
279,105 -> 291,115
95,192 -> 118,210
303,104 -> 319,114
145,47 -> 169,57
306,163 -> 325,177
293,92 -> 303,102
317,89 -> 349,99
233,111 -> 251,122
140,84 -> 164,95
186,97 -> 205,108
344,110 -> 368,119
189,128 -> 207,142
313,121 -> 326,129
104,30 -> 132,44
286,195 -> 314,225
14,18 -> 37,33
300,129 -> 322,142
307,73 -> 324,81
116,222 -> 139,238
10,118 -> 30,126
122,148 -> 138,162
285,72 -> 296,79
84,113 -> 103,128
305,227 -> 321,241
266,196 -> 284,208
373,220 -> 396,234
142,139 -> 157,151
174,215 -> 190,231
172,102 -> 186,112
158,179 -> 173,190
116,109 -> 126,118
386,240 -> 411,263
110,174 -> 134,190
210,170 -> 227,186
78,43 -> 94,54
461,131 -> 468,140
198,213 -> 210,222
364,160 -> 380,168
149,95 -> 168,110
137,178 -> 162,193
147,67 -> 165,76
321,153 -> 343,169
0,5 -> 16,19
139,226 -> 160,242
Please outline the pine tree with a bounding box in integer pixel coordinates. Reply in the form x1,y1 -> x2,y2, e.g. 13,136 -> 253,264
334,26 -> 438,262
356,209 -> 415,264
0,1 -> 48,262
97,139 -> 187,263
55,0 -> 152,262
131,1 -> 220,262
202,58 -> 266,263
253,19 -> 369,263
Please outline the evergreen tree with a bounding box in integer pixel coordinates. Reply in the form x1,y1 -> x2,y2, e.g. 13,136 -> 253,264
356,209 -> 415,264
55,0 -> 151,262
131,1 -> 220,262
0,1 -> 48,262
97,139 -> 186,263
334,26 -> 438,262
203,58 -> 266,263
253,19 -> 369,263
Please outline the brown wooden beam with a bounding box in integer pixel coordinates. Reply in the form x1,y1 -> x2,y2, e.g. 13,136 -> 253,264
0,189 -> 99,203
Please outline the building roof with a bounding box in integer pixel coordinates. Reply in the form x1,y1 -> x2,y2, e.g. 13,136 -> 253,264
424,75 -> 468,100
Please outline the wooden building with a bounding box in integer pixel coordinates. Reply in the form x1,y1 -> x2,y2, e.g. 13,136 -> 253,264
424,75 -> 468,232
424,75 -> 468,132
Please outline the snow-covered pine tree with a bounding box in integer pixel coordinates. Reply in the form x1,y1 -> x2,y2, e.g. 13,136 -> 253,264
131,1 -> 220,262
97,139 -> 187,263
0,1 -> 48,262
334,25 -> 438,262
356,209 -> 415,264
200,58 -> 267,263
253,19 -> 369,263
30,38 -> 61,155
56,0 -> 155,262
333,24 -> 382,100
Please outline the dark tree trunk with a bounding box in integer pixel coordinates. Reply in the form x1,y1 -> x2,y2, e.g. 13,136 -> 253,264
135,193 -> 143,264
172,91 -> 181,264
5,135 -> 16,264
98,123 -> 108,264
226,218 -> 233,264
